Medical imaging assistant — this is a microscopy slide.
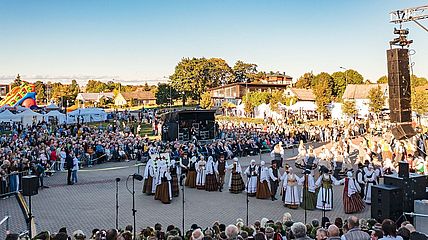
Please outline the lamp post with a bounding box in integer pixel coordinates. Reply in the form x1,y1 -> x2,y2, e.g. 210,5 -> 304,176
126,173 -> 144,238
339,66 -> 348,86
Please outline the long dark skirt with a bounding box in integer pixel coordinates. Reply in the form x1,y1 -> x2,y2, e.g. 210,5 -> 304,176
205,173 -> 218,192
230,173 -> 245,194
300,189 -> 317,210
256,180 -> 271,199
143,176 -> 154,195
171,175 -> 179,197
343,192 -> 365,214
185,170 -> 197,188
154,182 -> 171,204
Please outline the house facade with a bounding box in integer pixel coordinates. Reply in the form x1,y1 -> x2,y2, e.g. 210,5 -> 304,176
75,92 -> 114,107
209,82 -> 290,107
114,91 -> 156,107
342,84 -> 389,118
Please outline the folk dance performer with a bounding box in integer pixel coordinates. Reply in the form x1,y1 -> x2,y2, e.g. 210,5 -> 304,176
256,161 -> 271,199
169,160 -> 181,197
185,156 -> 197,188
281,167 -> 301,209
244,159 -> 259,197
179,152 -> 190,185
304,147 -> 318,170
355,163 -> 366,199
205,156 -> 218,192
196,156 -> 206,190
315,166 -> 344,211
154,165 -> 172,204
343,171 -> 365,213
363,164 -> 378,204
295,141 -> 306,169
268,161 -> 280,201
270,142 -> 284,167
216,153 -> 228,192
298,168 -> 316,210
228,157 -> 245,194
143,158 -> 155,195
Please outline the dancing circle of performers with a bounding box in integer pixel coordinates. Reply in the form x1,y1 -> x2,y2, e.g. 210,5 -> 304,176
141,140 -> 376,215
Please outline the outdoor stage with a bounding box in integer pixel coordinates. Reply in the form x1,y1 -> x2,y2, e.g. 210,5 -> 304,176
0,141 -> 371,237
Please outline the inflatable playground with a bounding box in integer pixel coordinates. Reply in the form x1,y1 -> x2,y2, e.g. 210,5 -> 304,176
0,82 -> 37,108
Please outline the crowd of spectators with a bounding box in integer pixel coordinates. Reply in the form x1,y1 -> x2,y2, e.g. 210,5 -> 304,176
5,214 -> 427,240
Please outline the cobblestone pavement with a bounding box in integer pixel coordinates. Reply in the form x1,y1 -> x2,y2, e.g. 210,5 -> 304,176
1,140 -> 370,237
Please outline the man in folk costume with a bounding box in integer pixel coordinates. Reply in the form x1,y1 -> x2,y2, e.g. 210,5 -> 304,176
298,168 -> 317,210
270,142 -> 284,167
256,161 -> 271,199
315,166 -> 344,211
355,163 -> 366,199
169,160 -> 181,197
179,152 -> 190,186
343,171 -> 365,213
205,156 -> 218,191
196,156 -> 206,190
281,167 -> 301,209
363,163 -> 378,204
215,153 -> 228,192
244,159 -> 258,197
154,165 -> 172,204
185,156 -> 197,188
228,157 -> 245,194
268,161 -> 280,201
143,158 -> 155,195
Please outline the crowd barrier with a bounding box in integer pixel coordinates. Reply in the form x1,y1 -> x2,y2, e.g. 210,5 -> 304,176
0,171 -> 30,197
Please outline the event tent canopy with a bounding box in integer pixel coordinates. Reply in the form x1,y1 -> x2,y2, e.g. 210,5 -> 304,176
66,108 -> 107,123
15,109 -> 44,126
44,110 -> 66,124
0,110 -> 20,122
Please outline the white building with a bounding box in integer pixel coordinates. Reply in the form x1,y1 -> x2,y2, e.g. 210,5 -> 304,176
342,84 -> 388,119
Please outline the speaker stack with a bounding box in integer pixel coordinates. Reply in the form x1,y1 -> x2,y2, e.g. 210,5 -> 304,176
387,48 -> 416,139
371,162 -> 428,222
22,175 -> 39,196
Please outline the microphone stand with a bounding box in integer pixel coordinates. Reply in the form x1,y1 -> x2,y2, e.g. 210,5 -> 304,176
303,172 -> 308,225
246,175 -> 250,226
115,177 -> 121,230
181,175 -> 185,235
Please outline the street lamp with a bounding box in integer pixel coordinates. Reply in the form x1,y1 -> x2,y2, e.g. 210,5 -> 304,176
339,67 -> 348,85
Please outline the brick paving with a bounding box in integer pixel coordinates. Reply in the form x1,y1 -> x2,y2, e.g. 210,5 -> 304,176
0,140 -> 370,237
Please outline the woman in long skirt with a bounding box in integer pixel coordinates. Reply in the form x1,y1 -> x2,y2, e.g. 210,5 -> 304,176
205,156 -> 218,192
256,161 -> 271,199
315,166 -> 344,211
169,160 -> 180,197
343,171 -> 365,213
143,159 -> 155,195
196,157 -> 206,190
185,156 -> 197,188
228,158 -> 245,194
299,169 -> 317,210
154,165 -> 172,204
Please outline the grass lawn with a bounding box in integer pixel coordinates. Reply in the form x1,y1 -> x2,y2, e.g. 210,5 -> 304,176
216,115 -> 265,124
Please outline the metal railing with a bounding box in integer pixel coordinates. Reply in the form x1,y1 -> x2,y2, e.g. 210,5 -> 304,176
0,171 -> 30,197
0,216 -> 9,232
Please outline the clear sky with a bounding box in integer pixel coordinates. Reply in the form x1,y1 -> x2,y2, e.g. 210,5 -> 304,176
0,0 -> 427,85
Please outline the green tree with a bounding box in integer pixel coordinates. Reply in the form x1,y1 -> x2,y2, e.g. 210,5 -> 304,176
200,91 -> 213,109
232,60 -> 258,83
294,72 -> 314,89
332,69 -> 364,98
411,88 -> 428,115
206,58 -> 234,85
143,82 -> 151,91
368,85 -> 385,116
342,100 -> 357,118
377,76 -> 388,84
34,81 -> 46,104
11,74 -> 23,88
68,80 -> 80,98
242,91 -> 270,116
86,80 -> 107,93
269,90 -> 286,112
411,75 -> 428,87
155,83 -> 179,106
313,72 -> 333,119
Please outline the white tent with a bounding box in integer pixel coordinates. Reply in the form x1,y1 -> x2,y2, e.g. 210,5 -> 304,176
15,109 -> 44,126
44,110 -> 66,124
288,101 -> 317,111
254,103 -> 283,120
0,110 -> 20,123
67,108 -> 107,124
0,104 -> 10,112
46,103 -> 59,111
15,106 -> 28,112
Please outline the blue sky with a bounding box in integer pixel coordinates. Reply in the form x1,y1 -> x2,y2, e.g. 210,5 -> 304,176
0,0 -> 427,85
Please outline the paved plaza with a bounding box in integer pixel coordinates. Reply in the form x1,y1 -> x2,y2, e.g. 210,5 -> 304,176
0,141 -> 370,237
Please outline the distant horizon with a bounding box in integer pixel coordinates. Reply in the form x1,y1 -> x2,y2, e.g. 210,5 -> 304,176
1,1 -> 427,86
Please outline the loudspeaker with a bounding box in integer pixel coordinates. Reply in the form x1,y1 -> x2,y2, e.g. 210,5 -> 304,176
398,161 -> 410,178
414,200 -> 428,235
391,123 -> 416,140
22,175 -> 39,196
387,48 -> 412,124
371,184 -> 403,222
